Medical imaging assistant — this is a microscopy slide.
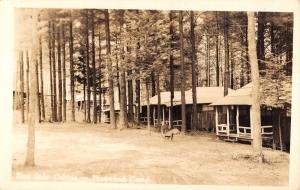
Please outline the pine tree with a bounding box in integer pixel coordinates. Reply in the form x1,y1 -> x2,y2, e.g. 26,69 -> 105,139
69,18 -> 75,122
57,24 -> 63,122
247,11 -> 263,162
98,29 -> 102,123
48,21 -> 54,121
85,10 -> 91,123
179,11 -> 186,133
223,12 -> 230,96
190,11 -> 198,131
39,36 -> 45,121
215,12 -> 220,86
117,10 -> 128,129
20,51 -> 25,123
26,50 -> 30,116
104,9 -> 116,128
62,24 -> 67,122
91,10 -> 97,124
35,60 -> 41,122
25,10 -> 39,167
52,22 -> 58,122
169,11 -> 175,129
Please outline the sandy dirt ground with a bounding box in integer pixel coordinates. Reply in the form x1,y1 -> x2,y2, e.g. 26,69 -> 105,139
12,114 -> 289,185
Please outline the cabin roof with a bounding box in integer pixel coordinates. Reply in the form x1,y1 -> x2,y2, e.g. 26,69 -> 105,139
142,86 -> 229,107
143,91 -> 181,106
184,87 -> 231,105
210,83 -> 252,106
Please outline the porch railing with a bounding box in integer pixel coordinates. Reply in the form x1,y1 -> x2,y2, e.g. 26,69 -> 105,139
216,124 -> 273,140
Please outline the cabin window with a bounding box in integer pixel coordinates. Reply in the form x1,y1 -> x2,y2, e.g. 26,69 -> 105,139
217,106 -> 227,124
261,107 -> 273,126
239,105 -> 250,127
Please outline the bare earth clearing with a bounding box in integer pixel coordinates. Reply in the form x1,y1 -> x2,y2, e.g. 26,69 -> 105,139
12,121 -> 289,185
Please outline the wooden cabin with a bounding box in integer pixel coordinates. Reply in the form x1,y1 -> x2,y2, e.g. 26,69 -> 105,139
140,91 -> 182,127
102,104 -> 120,124
210,83 -> 291,150
141,87 -> 231,131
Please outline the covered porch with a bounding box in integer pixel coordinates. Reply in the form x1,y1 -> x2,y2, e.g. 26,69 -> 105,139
214,105 -> 273,143
211,83 -> 273,144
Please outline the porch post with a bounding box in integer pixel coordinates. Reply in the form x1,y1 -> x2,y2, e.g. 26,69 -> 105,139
236,105 -> 240,137
169,106 -> 171,129
215,106 -> 219,135
153,106 -> 156,127
162,106 -> 165,125
250,106 -> 253,140
226,106 -> 230,136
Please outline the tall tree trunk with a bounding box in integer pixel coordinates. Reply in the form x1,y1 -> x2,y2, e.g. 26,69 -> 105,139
151,71 -> 156,96
146,80 -> 151,134
25,11 -> 39,165
119,11 -> 128,129
223,12 -> 230,96
245,24 -> 251,84
15,56 -> 19,110
35,60 -> 41,122
257,12 -> 265,71
20,51 -> 25,123
91,10 -> 97,124
278,110 -> 283,151
84,78 -> 86,121
270,23 -> 275,55
169,11 -> 174,129
127,70 -> 134,123
26,50 -> 30,116
119,66 -> 128,129
86,10 -> 91,123
240,48 -> 244,87
104,9 -> 116,129
205,33 -> 209,86
247,11 -> 263,162
135,48 -> 141,126
39,36 -> 45,121
134,10 -> 141,126
207,34 -> 211,87
230,41 -> 235,89
57,25 -> 62,122
98,30 -> 102,122
215,12 -> 220,86
219,40 -> 224,86
119,42 -> 128,129
62,24 -> 66,122
179,11 -> 186,133
190,11 -> 197,131
48,21 -> 54,121
285,23 -> 293,75
157,73 -> 161,130
115,45 -> 121,105
69,20 -> 75,122
52,22 -> 57,122
239,32 -> 245,87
